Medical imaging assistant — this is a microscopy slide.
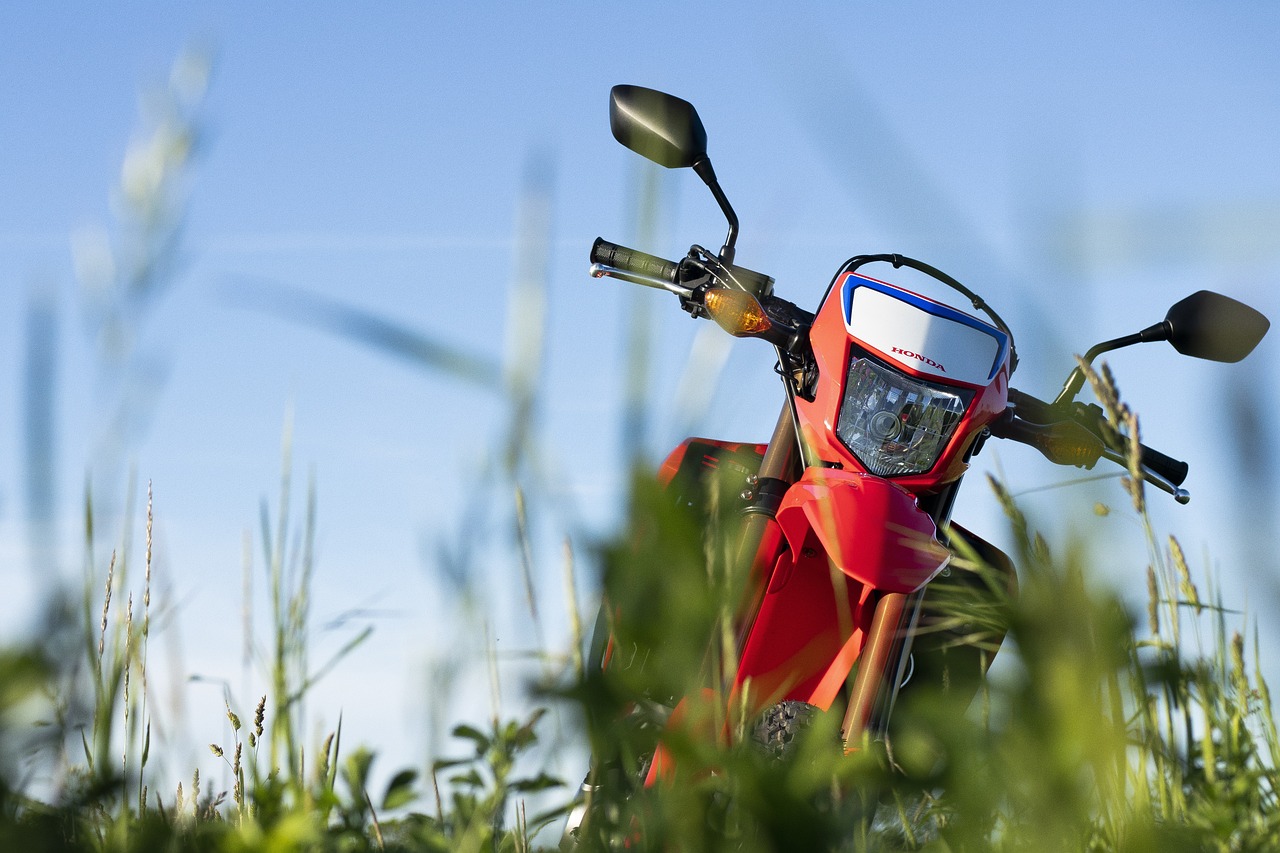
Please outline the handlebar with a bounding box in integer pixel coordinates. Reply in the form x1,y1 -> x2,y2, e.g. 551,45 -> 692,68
588,240 -> 1191,502
996,388 -> 1190,502
1131,443 -> 1188,488
590,238 -> 680,285
589,235 -> 814,366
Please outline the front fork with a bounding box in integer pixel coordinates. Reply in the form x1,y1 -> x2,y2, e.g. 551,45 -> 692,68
730,403 -> 804,658
842,589 -> 925,746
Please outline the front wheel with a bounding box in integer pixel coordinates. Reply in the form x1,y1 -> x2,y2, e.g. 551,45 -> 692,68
751,700 -> 823,760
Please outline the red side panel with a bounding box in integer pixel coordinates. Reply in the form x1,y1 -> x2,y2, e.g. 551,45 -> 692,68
734,545 -> 874,711
775,469 -> 950,593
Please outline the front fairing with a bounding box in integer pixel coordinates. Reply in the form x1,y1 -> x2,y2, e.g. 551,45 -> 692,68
731,467 -> 949,711
774,468 -> 950,594
796,268 -> 1010,492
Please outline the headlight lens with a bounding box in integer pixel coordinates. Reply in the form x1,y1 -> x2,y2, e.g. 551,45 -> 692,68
836,357 -> 971,477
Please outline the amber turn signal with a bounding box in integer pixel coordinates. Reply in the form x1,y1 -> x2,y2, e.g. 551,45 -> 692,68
1040,420 -> 1105,469
704,287 -> 773,337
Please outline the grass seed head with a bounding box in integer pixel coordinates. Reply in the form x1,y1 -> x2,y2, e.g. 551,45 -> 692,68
1122,409 -> 1145,514
318,731 -> 335,785
99,551 -> 116,662
1232,631 -> 1247,687
145,480 -> 152,613
1169,536 -> 1202,615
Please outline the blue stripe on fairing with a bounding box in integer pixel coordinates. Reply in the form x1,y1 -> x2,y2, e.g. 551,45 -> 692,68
840,273 -> 1009,382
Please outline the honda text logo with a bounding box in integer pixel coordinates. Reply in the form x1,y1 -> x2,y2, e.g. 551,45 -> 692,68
891,347 -> 946,373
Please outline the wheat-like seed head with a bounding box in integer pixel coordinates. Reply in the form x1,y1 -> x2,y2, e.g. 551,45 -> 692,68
144,481 -> 152,615
254,695 -> 266,739
1122,409 -> 1145,514
318,732 -> 334,785
232,742 -> 243,808
1169,536 -> 1201,615
123,592 -> 133,772
1231,631 -> 1247,690
99,551 -> 116,662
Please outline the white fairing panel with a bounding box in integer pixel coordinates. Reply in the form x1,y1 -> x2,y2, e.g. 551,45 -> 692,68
843,278 -> 1003,386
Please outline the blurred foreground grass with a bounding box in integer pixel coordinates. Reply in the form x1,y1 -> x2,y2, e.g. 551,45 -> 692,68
1,456 -> 1278,851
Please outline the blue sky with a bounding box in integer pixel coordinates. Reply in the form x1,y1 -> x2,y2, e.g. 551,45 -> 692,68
2,1 -> 1279,796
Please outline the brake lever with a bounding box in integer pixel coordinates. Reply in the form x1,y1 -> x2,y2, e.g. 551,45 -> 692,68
589,263 -> 695,297
1098,446 -> 1191,504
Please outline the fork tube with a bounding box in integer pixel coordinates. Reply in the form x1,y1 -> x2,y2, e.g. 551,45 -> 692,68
841,590 -> 923,747
731,403 -> 801,647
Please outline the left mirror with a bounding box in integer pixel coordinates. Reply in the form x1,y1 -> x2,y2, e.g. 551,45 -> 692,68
609,85 -> 707,169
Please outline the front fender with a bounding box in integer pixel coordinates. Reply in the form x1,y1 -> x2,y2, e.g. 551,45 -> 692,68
775,469 -> 949,593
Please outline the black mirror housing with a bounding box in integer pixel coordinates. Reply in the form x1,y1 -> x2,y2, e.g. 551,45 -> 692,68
1165,290 -> 1270,363
609,85 -> 708,169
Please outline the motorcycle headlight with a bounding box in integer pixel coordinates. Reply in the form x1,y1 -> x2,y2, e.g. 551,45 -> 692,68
835,356 -> 971,477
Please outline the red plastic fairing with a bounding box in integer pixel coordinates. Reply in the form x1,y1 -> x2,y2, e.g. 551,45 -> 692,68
775,469 -> 950,593
657,438 -> 768,487
732,546 -> 874,711
795,271 -> 1009,492
730,470 -> 949,713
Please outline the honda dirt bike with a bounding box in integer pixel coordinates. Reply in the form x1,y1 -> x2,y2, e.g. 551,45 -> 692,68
567,85 -> 1269,834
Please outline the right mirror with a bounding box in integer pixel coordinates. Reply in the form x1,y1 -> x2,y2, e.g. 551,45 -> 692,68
609,85 -> 708,169
1165,290 -> 1270,362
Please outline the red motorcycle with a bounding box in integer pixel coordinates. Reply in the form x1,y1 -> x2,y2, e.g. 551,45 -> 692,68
572,85 -> 1269,816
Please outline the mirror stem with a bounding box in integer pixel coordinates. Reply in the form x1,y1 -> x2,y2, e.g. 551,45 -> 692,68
1050,321 -> 1171,408
692,157 -> 739,266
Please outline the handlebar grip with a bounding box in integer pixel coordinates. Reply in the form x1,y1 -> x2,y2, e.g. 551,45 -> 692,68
591,237 -> 680,284
1137,443 -> 1189,487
